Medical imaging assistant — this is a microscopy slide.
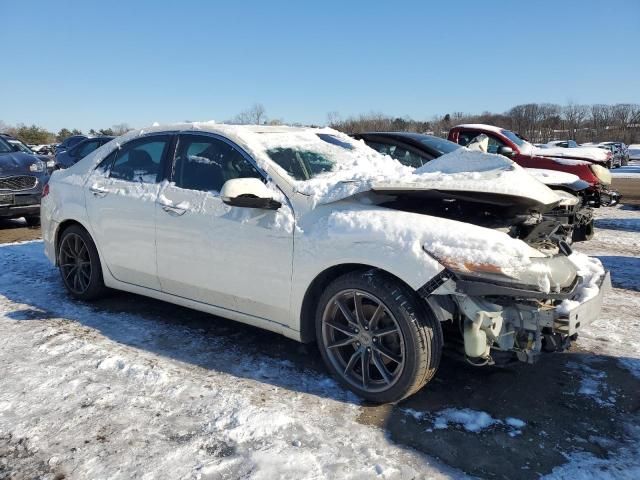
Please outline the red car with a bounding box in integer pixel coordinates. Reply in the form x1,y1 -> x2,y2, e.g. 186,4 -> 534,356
448,124 -> 620,206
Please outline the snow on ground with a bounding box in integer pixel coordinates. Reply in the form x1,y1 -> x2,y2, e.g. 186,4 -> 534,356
611,160 -> 640,178
0,204 -> 639,479
0,243 -> 460,480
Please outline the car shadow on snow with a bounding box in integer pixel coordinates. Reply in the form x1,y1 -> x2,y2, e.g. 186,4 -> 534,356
1,241 -> 640,479
594,217 -> 640,233
596,255 -> 640,292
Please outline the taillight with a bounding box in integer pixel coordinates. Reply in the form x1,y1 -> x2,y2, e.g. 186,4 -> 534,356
42,183 -> 50,198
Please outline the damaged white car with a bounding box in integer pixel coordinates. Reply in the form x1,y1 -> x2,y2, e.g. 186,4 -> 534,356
41,124 -> 610,403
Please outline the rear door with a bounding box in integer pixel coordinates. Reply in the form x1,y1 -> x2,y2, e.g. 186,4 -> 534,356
85,134 -> 174,289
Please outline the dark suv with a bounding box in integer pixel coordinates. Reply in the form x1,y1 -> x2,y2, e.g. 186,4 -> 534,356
0,134 -> 50,225
54,136 -> 114,169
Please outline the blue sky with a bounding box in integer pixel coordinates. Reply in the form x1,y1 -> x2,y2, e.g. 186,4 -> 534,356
2,0 -> 639,132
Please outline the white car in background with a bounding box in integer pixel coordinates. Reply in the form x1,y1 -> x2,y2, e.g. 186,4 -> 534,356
628,144 -> 640,161
41,124 -> 610,402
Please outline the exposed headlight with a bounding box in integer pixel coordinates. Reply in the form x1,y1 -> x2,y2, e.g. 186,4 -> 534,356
46,159 -> 55,168
591,164 -> 611,185
423,247 -> 576,294
29,161 -> 46,172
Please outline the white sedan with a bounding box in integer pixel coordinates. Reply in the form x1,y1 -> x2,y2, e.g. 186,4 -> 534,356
41,124 -> 609,402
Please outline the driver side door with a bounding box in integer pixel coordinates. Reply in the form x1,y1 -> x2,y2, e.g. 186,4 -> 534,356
155,133 -> 294,325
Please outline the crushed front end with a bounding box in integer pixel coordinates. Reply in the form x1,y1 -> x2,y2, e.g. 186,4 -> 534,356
419,249 -> 610,365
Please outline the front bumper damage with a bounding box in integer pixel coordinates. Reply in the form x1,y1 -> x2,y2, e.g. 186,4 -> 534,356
422,269 -> 611,365
586,187 -> 621,207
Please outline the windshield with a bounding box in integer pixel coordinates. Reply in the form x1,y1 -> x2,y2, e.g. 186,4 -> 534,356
260,132 -> 395,181
418,135 -> 461,155
0,137 -> 13,153
8,140 -> 34,154
501,129 -> 529,148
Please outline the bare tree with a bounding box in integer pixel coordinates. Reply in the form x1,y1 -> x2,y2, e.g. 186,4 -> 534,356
112,123 -> 131,136
232,103 -> 267,125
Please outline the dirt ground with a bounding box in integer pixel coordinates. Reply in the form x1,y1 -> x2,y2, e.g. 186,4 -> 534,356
613,177 -> 640,205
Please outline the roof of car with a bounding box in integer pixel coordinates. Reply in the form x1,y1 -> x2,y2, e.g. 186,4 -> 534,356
454,124 -> 507,134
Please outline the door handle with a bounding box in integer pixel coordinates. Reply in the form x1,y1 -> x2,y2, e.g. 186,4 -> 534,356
90,186 -> 108,198
158,202 -> 187,216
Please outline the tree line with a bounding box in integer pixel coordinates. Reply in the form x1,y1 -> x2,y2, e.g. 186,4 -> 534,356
0,121 -> 131,145
3,102 -> 639,146
329,103 -> 640,144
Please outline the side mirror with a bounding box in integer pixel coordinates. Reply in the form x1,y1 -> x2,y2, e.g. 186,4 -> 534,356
497,146 -> 515,158
220,178 -> 281,210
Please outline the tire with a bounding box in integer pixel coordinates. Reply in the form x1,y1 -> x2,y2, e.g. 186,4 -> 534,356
315,269 -> 443,403
24,215 -> 40,227
572,219 -> 595,242
57,225 -> 107,300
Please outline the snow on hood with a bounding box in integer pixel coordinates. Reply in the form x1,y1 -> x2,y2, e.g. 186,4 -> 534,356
525,168 -> 581,185
533,146 -> 609,163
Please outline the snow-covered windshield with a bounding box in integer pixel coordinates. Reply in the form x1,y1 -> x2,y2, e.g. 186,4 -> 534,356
258,131 -> 405,182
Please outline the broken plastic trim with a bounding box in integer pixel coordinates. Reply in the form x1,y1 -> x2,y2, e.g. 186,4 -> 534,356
416,270 -> 452,297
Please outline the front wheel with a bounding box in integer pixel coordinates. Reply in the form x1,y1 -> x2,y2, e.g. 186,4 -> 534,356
58,225 -> 107,300
316,270 -> 443,403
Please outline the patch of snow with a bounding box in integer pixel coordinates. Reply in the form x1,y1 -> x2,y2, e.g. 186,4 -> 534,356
431,409 -> 526,436
611,161 -> 640,178
433,408 -> 497,432
557,252 -> 606,315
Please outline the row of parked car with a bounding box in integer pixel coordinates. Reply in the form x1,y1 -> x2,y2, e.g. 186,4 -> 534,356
537,139 -> 631,168
0,133 -> 114,225
40,122 -> 617,402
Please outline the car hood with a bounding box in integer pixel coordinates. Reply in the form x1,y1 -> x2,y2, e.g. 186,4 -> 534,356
0,152 -> 43,176
369,149 -> 564,211
531,146 -> 609,164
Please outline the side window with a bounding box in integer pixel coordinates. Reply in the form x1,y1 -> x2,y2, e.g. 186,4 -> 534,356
173,135 -> 263,193
457,132 -> 478,147
95,150 -> 117,173
77,140 -> 101,157
485,135 -> 506,154
366,141 -> 426,168
109,136 -> 170,183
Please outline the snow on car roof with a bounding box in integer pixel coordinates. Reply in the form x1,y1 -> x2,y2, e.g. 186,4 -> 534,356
454,123 -> 507,134
66,121 -> 562,208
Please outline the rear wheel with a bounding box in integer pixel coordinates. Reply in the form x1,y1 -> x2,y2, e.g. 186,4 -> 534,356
58,225 -> 107,300
316,270 -> 442,403
24,215 -> 40,227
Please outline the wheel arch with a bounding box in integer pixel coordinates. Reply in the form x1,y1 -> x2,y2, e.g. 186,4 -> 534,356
298,263 -> 419,343
54,218 -> 93,265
